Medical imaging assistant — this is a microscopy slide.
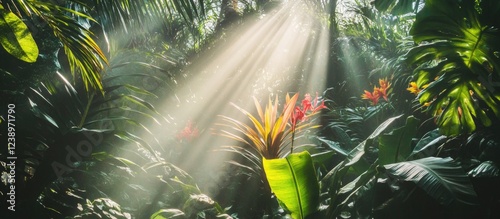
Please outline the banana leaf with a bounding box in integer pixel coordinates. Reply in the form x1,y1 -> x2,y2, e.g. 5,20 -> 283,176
263,151 -> 319,219
378,116 -> 419,165
384,157 -> 479,207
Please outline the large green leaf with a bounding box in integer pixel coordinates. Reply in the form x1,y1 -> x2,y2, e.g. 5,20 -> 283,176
0,5 -> 38,62
384,157 -> 479,207
407,0 -> 500,136
263,151 -> 319,219
378,116 -> 419,165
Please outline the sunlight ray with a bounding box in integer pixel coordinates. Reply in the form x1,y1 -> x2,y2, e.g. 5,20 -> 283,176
135,0 -> 330,195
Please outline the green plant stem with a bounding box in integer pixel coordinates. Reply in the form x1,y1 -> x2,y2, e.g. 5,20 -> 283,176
78,92 -> 95,128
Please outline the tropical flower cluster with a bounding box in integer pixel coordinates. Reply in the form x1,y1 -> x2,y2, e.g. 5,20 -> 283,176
219,93 -> 327,159
361,78 -> 391,105
291,92 -> 327,131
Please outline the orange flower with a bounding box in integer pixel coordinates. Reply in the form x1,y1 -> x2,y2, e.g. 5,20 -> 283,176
361,89 -> 380,105
376,78 -> 391,101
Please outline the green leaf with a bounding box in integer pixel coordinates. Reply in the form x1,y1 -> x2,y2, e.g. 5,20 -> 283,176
316,137 -> 348,156
384,157 -> 479,207
408,130 -> 447,159
378,116 -> 419,165
150,209 -> 186,219
311,150 -> 335,164
263,151 -> 319,219
345,114 -> 403,168
468,161 -> 499,177
0,5 -> 39,62
322,115 -> 403,185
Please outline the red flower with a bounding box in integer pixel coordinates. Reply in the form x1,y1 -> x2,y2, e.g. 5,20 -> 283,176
301,93 -> 313,112
290,92 -> 327,131
361,78 -> 391,105
176,120 -> 199,142
291,106 -> 306,130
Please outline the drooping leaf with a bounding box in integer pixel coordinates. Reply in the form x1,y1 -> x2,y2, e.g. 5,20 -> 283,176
316,137 -> 348,156
0,5 -> 39,62
263,151 -> 319,219
345,114 -> 403,168
384,157 -> 479,207
20,1 -> 108,91
378,116 -> 419,165
322,115 -> 403,184
408,129 -> 447,159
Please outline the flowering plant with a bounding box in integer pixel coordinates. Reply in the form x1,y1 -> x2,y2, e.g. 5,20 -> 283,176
219,93 -> 326,159
361,78 -> 391,105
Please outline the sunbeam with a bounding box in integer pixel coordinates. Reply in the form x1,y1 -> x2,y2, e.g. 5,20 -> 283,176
136,0 -> 331,195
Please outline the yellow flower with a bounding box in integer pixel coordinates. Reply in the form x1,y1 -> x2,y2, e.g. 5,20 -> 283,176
407,82 -> 420,94
407,82 -> 429,95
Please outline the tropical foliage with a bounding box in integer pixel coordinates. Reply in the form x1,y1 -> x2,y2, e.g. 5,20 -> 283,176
406,0 -> 500,136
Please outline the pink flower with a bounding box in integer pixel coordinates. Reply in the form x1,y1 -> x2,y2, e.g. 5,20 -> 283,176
176,120 -> 199,142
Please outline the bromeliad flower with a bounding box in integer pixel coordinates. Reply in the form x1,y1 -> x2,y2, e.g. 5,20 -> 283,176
376,78 -> 391,101
362,88 -> 380,105
361,78 -> 392,105
218,92 -> 327,159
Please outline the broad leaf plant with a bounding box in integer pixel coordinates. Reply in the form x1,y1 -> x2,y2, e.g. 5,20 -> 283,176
406,0 -> 500,136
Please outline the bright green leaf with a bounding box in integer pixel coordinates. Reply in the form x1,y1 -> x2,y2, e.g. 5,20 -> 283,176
0,5 -> 39,62
263,151 -> 319,219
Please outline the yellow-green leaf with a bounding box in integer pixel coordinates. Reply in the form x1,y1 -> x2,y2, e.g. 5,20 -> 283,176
263,151 -> 319,219
0,5 -> 39,63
